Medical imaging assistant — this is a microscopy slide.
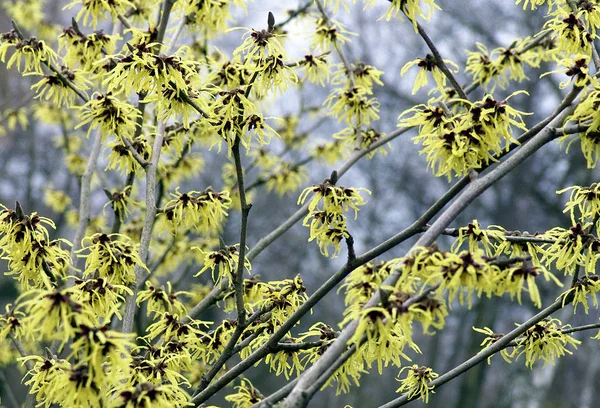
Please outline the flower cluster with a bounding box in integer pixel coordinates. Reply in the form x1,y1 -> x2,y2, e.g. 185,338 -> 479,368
76,93 -> 140,140
395,365 -> 439,403
558,183 -> 600,227
66,0 -> 134,28
542,6 -> 593,55
298,181 -> 370,257
0,204 -> 70,289
137,281 -> 189,317
78,233 -> 147,286
465,40 -> 545,89
194,243 -> 251,287
177,0 -> 248,37
401,54 -> 459,95
59,26 -> 115,72
562,84 -> 600,168
513,318 -> 581,368
0,31 -> 58,74
160,188 -> 232,235
399,92 -> 528,180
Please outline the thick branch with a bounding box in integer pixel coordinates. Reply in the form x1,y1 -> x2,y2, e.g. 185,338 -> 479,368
122,121 -> 166,334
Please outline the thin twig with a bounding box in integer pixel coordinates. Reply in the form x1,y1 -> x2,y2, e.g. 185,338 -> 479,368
414,20 -> 468,101
167,15 -> 188,54
8,333 -> 33,371
274,1 -> 313,30
153,0 -> 176,54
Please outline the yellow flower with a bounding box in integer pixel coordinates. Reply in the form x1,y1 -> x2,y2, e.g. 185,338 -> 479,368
104,45 -> 199,97
1,31 -> 58,74
512,318 -> 581,368
334,127 -> 390,158
73,277 -> 132,320
18,288 -> 92,345
112,382 -> 192,407
44,188 -> 73,213
311,139 -> 349,164
5,236 -> 72,290
0,304 -> 29,341
263,162 -> 308,196
137,281 -> 190,317
324,85 -> 380,126
3,0 -> 45,31
78,233 -> 147,286
542,9 -> 592,55
433,250 -> 498,306
30,68 -> 91,107
233,26 -> 286,61
541,55 -> 592,88
322,0 -> 355,14
194,244 -> 251,287
252,54 -> 298,98
179,0 -> 247,37
561,85 -> 600,168
161,188 -> 232,235
59,27 -> 116,72
396,365 -> 439,403
540,224 -> 592,274
65,0 -> 135,29
103,185 -> 137,222
497,262 -> 561,308
341,261 -> 392,315
76,93 -> 140,140
299,53 -> 331,86
264,338 -> 306,380
558,183 -> 600,226
299,182 -> 370,258
311,17 -> 357,52
515,0 -> 551,10
373,0 -> 440,31
2,106 -> 28,131
401,54 -> 459,95
472,326 -> 513,363
451,220 -> 506,256
409,296 -> 448,334
69,323 -> 134,384
560,274 -> 600,313
225,378 -> 264,408
465,43 -> 501,89
106,136 -> 151,175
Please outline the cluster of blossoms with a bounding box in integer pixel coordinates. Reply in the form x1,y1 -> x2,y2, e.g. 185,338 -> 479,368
392,242 -> 559,309
0,30 -> 58,74
298,180 -> 370,257
158,188 -> 232,235
474,317 -> 581,368
323,60 -> 383,156
0,204 -> 70,289
465,39 -> 551,90
194,243 -> 252,287
562,84 -> 600,167
449,213 -> 600,313
398,92 -> 529,180
401,53 -> 459,95
396,365 -> 439,403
